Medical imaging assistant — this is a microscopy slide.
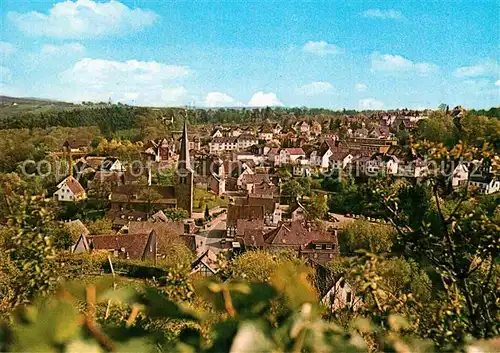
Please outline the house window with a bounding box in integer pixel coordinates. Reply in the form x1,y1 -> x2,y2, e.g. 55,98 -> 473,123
346,291 -> 352,304
180,177 -> 186,184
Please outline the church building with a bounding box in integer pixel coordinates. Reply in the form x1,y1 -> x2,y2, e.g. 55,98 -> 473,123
175,120 -> 194,217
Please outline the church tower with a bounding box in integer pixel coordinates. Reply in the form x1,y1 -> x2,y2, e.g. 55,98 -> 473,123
175,119 -> 193,217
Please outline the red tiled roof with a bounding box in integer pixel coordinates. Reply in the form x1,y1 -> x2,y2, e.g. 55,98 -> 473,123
227,204 -> 265,227
283,148 -> 305,155
65,177 -> 85,195
240,229 -> 266,247
263,221 -> 336,248
88,233 -> 152,260
236,219 -> 265,236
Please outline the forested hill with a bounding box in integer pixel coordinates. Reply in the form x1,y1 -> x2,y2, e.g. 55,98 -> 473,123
1,95 -> 498,137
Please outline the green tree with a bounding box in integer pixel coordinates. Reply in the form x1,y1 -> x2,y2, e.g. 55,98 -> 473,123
86,218 -> 113,235
164,208 -> 189,221
373,141 -> 500,346
339,219 -> 395,255
204,204 -> 210,220
305,193 -> 328,220
280,179 -> 303,204
417,111 -> 457,147
139,187 -> 162,214
7,195 -> 59,304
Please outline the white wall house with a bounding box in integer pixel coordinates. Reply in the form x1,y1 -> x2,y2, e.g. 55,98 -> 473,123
330,153 -> 353,170
292,158 -> 311,177
237,135 -> 259,150
54,176 -> 87,202
321,277 -> 362,312
209,137 -> 238,153
278,148 -> 306,165
470,177 -> 500,194
452,162 -> 469,188
100,158 -> 123,172
310,149 -> 333,171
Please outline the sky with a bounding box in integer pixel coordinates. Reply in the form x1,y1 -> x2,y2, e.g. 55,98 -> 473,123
0,0 -> 499,109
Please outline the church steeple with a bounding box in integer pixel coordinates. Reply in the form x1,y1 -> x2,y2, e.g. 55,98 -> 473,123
178,119 -> 191,171
175,117 -> 193,217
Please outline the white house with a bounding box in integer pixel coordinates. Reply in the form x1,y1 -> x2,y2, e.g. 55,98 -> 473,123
470,175 -> 500,194
209,137 -> 238,153
396,160 -> 428,179
452,162 -> 469,188
100,158 -> 124,172
290,202 -> 307,222
329,152 -> 353,170
258,125 -> 274,141
211,128 -> 223,138
54,176 -> 87,202
321,277 -> 362,312
237,135 -> 259,150
292,157 -> 311,177
277,148 -> 306,166
294,121 -> 310,134
310,149 -> 333,171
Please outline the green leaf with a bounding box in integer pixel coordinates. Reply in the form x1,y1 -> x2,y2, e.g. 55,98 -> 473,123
140,288 -> 200,321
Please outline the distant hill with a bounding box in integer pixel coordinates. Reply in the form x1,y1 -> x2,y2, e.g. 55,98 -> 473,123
0,95 -> 79,118
0,95 -> 71,105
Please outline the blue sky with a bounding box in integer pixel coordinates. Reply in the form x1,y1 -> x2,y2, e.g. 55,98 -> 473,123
0,0 -> 498,109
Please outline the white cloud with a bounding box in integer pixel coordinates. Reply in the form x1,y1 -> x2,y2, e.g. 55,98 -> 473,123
41,42 -> 86,55
59,58 -> 191,105
495,80 -> 500,86
8,0 -> 158,39
459,79 -> 498,97
355,83 -> 367,92
0,42 -> 16,57
453,61 -> 499,78
204,92 -> 243,108
359,98 -> 384,110
371,52 -> 438,74
361,9 -> 404,20
161,87 -> 188,105
0,66 -> 12,83
303,41 -> 343,56
248,92 -> 283,107
296,81 -> 334,96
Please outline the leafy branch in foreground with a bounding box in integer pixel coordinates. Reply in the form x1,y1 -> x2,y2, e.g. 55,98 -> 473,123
371,140 -> 499,349
2,264 -> 473,353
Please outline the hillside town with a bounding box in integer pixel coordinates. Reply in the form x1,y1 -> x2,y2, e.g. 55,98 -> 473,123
42,105 -> 496,298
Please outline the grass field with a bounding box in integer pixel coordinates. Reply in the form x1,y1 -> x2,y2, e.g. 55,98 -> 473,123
193,187 -> 228,211
0,95 -> 80,118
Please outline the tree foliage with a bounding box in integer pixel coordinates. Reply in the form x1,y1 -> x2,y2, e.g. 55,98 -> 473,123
339,219 -> 395,255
